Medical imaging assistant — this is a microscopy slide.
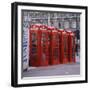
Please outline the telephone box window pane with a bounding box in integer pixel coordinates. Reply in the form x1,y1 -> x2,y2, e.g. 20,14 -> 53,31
42,33 -> 46,41
31,48 -> 37,54
41,33 -> 47,47
64,36 -> 68,57
32,33 -> 37,47
32,54 -> 38,61
42,53 -> 46,61
53,48 -> 59,60
53,34 -> 59,46
42,47 -> 47,61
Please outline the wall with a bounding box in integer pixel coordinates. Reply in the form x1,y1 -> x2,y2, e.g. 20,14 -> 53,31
0,0 -> 89,90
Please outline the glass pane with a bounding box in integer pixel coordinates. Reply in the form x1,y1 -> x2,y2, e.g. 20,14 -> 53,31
42,53 -> 46,61
32,33 -> 37,47
53,34 -> 59,46
41,33 -> 46,47
32,54 -> 38,61
31,48 -> 37,54
53,48 -> 59,60
64,36 -> 68,57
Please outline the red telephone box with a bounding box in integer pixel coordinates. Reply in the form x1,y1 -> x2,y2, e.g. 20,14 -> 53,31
58,30 -> 69,64
29,24 -> 41,67
48,27 -> 60,65
68,31 -> 76,63
29,24 -> 76,67
39,25 -> 49,66
29,24 -> 50,67
47,26 -> 53,65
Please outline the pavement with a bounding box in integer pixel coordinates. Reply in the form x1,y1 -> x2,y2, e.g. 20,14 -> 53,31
22,63 -> 80,77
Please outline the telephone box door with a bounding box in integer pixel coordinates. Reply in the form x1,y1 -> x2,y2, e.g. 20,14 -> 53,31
61,31 -> 69,64
69,33 -> 76,63
40,25 -> 49,66
29,25 -> 41,67
51,30 -> 60,65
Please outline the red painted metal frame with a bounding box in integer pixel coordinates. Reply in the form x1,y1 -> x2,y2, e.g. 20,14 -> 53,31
66,31 -> 76,63
68,32 -> 76,63
29,25 -> 50,67
58,30 -> 69,64
39,25 -> 49,66
29,25 -> 41,66
48,27 -> 60,65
